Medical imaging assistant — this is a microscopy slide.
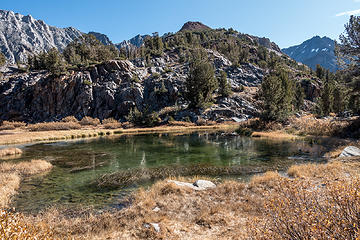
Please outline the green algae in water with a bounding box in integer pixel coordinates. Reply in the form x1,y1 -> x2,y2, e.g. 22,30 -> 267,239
10,132 -> 327,212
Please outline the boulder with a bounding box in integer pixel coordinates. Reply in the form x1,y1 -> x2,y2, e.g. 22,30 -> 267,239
168,179 -> 216,191
193,180 -> 216,190
340,146 -> 360,157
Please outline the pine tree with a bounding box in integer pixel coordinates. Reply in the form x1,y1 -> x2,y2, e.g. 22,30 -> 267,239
218,70 -> 232,97
260,70 -> 294,122
319,76 -> 334,116
294,82 -> 305,111
316,64 -> 325,79
338,15 -> 360,114
185,53 -> 217,108
333,86 -> 346,115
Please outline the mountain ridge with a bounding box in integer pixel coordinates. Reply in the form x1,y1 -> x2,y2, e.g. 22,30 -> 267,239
282,36 -> 338,72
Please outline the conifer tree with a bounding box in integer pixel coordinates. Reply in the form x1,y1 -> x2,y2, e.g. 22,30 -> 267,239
294,82 -> 305,111
218,70 -> 232,97
185,51 -> 217,108
260,70 -> 294,122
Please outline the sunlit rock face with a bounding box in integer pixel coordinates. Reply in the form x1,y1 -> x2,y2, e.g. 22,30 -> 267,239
0,10 -> 82,63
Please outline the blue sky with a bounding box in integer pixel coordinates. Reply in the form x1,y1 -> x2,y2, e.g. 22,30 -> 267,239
1,0 -> 359,48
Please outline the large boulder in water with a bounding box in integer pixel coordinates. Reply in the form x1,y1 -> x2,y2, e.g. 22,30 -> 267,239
340,146 -> 360,157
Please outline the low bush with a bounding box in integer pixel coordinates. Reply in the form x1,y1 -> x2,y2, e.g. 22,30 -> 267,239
251,177 -> 360,240
102,118 -> 122,129
0,121 -> 26,130
236,127 -> 253,136
61,116 -> 79,123
0,210 -> 55,239
79,116 -> 100,126
27,122 -> 81,131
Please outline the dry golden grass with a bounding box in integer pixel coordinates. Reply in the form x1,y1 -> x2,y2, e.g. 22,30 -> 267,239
287,161 -> 344,179
287,115 -> 349,136
251,131 -> 300,140
0,121 -> 26,130
0,159 -> 53,210
167,120 -> 196,127
27,122 -> 82,131
0,160 -> 53,176
0,148 -> 22,158
0,173 -> 20,208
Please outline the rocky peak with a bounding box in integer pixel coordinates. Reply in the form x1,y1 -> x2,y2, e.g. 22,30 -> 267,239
88,31 -> 113,45
180,21 -> 211,32
115,34 -> 148,50
0,9 -> 82,63
282,36 -> 337,72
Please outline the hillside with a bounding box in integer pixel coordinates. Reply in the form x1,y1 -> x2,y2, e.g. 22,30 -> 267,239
282,36 -> 338,72
0,16 -> 320,124
0,29 -> 320,123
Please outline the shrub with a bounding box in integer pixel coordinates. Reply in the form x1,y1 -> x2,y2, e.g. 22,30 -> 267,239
236,127 -> 253,136
102,118 -> 122,129
61,116 -> 79,123
0,121 -> 26,130
0,52 -> 6,67
127,108 -> 161,127
252,178 -> 360,240
0,210 -> 55,238
27,122 -> 81,131
79,116 -> 100,126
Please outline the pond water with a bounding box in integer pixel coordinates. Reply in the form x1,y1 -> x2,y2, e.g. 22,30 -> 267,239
3,132 -> 329,212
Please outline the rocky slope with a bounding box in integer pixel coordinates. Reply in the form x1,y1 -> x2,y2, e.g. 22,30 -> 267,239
0,9 -> 82,63
0,17 -> 320,124
0,49 -> 266,122
282,36 -> 338,72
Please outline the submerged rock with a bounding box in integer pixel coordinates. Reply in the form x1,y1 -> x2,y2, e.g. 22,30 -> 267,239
340,146 -> 360,157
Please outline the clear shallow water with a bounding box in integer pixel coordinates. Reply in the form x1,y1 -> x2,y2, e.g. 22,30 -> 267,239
3,132 -> 328,212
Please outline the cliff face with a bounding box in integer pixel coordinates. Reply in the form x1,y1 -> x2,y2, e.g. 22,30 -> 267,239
0,49 -> 264,123
0,10 -> 82,63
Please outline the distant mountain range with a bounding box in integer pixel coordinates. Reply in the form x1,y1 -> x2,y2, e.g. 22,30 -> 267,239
0,10 -> 82,63
0,8 -> 332,73
282,36 -> 338,72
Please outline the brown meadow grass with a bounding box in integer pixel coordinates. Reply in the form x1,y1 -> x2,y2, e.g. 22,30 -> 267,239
0,173 -> 21,208
0,160 -> 53,209
0,148 -> 22,158
0,159 -> 53,176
